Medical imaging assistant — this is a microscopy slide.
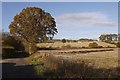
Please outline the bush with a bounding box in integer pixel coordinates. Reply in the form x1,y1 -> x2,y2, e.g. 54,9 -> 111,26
81,46 -> 86,48
3,36 -> 38,54
2,34 -> 29,57
2,48 -> 15,58
62,39 -> 66,43
2,35 -> 25,51
2,47 -> 29,58
89,42 -> 99,48
116,42 -> 120,48
97,46 -> 103,48
106,46 -> 111,48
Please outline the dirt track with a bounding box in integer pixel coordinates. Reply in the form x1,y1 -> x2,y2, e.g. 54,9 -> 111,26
1,58 -> 39,78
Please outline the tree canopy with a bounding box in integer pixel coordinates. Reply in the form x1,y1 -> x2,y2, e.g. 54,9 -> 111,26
99,34 -> 119,42
9,7 -> 58,54
9,7 -> 58,43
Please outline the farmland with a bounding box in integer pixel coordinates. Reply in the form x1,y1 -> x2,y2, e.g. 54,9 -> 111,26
2,3 -> 119,78
37,41 -> 116,49
34,41 -> 118,69
2,38 -> 119,78
24,41 -> 119,78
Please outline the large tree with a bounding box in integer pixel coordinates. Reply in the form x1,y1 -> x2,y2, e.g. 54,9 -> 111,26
9,7 -> 58,54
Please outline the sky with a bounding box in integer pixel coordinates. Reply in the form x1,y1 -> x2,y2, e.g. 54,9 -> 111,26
2,2 -> 118,40
1,0 -> 119,2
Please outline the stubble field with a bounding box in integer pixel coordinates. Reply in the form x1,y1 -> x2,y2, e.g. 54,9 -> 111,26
25,41 -> 119,78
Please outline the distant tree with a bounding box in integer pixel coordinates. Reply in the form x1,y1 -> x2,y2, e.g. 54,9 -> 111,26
99,34 -> 119,42
118,34 -> 120,41
73,40 -> 78,42
99,35 -> 106,41
62,39 -> 66,43
9,7 -> 58,54
2,32 -> 10,40
112,34 -> 117,41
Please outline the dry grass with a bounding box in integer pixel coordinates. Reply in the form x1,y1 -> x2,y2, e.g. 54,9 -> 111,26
36,41 -> 117,69
37,48 -> 118,69
44,55 -> 119,78
53,48 -> 118,68
37,41 -> 116,49
27,52 -> 119,78
27,42 -> 119,78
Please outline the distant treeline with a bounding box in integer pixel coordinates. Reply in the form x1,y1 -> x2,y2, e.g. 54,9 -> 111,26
46,38 -> 97,43
99,34 -> 120,42
2,32 -> 119,43
1,32 -> 97,43
79,38 -> 97,41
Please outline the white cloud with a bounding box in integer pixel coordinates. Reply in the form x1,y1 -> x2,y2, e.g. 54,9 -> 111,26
55,12 -> 117,27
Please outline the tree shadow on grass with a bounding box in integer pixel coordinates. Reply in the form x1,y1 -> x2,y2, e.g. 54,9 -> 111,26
2,50 -> 29,59
2,56 -> 119,79
42,55 -> 120,79
2,62 -> 39,79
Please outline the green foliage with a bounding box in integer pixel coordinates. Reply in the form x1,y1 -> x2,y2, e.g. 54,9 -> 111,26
73,40 -> 78,42
2,32 -> 30,58
23,42 -> 38,54
9,7 -> 57,54
2,34 -> 25,51
89,42 -> 99,48
2,48 -> 15,58
62,39 -> 66,43
9,7 -> 57,43
2,47 -> 29,59
99,34 -> 118,42
97,46 -> 103,48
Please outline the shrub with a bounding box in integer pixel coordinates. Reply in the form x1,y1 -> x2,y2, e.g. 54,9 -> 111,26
97,46 -> 103,48
2,34 -> 30,57
2,35 -> 25,51
2,48 -> 15,58
62,39 -> 66,43
116,42 -> 120,48
106,46 -> 111,48
81,46 -> 86,48
89,42 -> 98,48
